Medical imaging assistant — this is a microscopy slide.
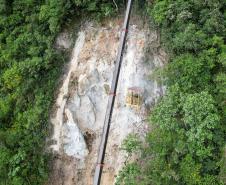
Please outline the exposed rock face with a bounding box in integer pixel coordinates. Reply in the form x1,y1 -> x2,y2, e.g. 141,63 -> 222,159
49,31 -> 86,154
63,108 -> 89,159
48,16 -> 166,185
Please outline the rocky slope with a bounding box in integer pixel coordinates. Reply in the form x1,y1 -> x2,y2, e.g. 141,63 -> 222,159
47,16 -> 166,185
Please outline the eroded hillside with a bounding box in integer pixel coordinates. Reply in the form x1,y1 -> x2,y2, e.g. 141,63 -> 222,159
47,16 -> 166,185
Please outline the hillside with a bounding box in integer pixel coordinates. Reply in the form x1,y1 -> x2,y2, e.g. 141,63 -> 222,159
0,1 -> 225,185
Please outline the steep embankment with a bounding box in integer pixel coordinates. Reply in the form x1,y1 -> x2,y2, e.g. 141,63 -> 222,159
47,16 -> 166,185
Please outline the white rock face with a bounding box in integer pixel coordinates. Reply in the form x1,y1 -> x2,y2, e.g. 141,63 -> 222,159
63,109 -> 89,158
48,17 -> 167,185
50,32 -> 86,155
74,95 -> 96,130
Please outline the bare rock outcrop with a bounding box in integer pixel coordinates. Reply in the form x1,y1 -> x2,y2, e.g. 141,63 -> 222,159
48,16 -> 166,185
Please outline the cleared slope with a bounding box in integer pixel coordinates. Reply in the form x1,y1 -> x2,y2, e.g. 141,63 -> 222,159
47,17 -> 166,185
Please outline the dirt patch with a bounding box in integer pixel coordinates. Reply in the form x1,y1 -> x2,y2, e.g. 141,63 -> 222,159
84,131 -> 96,152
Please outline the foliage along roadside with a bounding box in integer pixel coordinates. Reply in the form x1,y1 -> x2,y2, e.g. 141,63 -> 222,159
0,0 -> 124,184
116,0 -> 226,185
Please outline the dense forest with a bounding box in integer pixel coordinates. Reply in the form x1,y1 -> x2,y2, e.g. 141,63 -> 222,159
0,0 -> 225,185
0,0 -> 122,184
116,0 -> 226,185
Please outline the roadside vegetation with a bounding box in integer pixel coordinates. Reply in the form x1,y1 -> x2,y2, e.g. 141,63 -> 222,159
116,0 -> 226,184
0,0 -> 123,184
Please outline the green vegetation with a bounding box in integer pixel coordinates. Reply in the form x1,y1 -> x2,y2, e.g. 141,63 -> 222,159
116,0 -> 226,185
0,0 -> 122,184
